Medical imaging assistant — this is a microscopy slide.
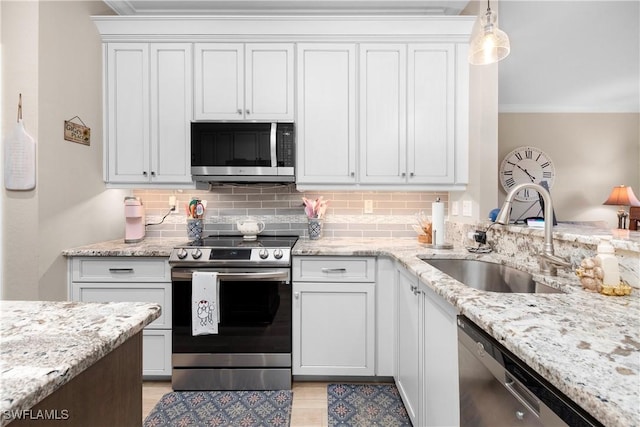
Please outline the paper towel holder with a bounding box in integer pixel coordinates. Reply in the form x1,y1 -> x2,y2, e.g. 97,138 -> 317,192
423,197 -> 453,249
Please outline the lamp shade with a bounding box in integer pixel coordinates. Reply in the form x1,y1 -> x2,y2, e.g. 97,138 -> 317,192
603,185 -> 640,207
468,2 -> 511,65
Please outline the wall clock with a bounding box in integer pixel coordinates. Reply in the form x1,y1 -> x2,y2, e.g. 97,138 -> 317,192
499,146 -> 556,201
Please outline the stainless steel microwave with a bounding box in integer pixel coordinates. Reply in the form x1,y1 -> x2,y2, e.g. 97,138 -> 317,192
191,122 -> 295,184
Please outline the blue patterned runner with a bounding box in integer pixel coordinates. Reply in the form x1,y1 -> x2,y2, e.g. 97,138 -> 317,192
144,390 -> 293,427
328,383 -> 412,427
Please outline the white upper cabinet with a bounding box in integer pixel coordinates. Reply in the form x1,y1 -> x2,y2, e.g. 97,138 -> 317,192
408,43 -> 456,184
95,16 -> 473,189
194,43 -> 294,121
106,43 -> 149,183
359,44 -> 407,184
105,43 -> 192,185
298,41 -> 470,191
296,43 -> 357,185
150,44 -> 193,184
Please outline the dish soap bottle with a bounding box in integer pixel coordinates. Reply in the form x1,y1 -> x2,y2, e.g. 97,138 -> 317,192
596,238 -> 620,286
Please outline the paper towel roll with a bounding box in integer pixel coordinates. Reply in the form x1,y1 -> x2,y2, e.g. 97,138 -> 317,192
432,201 -> 445,245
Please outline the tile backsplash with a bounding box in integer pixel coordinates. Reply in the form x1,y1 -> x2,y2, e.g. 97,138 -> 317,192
134,184 -> 448,239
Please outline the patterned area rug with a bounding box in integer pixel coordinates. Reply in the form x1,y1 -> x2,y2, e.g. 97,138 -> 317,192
327,383 -> 412,426
143,390 -> 293,427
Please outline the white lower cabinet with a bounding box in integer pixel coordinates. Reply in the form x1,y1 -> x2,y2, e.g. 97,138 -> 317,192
396,266 -> 423,425
422,284 -> 460,427
395,263 -> 460,427
68,257 -> 172,379
292,281 -> 375,376
142,329 -> 172,378
292,256 -> 376,376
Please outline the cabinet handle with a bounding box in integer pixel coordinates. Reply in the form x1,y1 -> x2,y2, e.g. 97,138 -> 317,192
321,268 -> 347,273
151,171 -> 156,176
350,172 -> 355,177
401,172 -> 406,177
245,109 -> 250,115
410,284 -> 420,295
109,268 -> 134,273
410,172 -> 414,177
237,109 -> 242,115
294,292 -> 300,299
142,171 -> 148,176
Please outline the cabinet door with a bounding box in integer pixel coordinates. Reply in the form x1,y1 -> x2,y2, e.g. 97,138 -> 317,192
296,44 -> 357,184
71,282 -> 171,329
194,43 -> 244,120
422,285 -> 460,427
143,330 -> 172,378
106,43 -> 150,183
150,43 -> 193,183
292,282 -> 375,376
245,44 -> 294,121
407,44 -> 456,184
396,267 -> 422,425
359,44 -> 407,184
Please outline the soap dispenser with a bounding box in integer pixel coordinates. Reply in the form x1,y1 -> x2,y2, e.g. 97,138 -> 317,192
596,238 -> 620,286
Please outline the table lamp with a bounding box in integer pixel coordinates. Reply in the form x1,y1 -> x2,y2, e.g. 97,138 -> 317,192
603,185 -> 640,229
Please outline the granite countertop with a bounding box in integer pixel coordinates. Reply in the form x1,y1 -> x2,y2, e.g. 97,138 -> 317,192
0,300 -> 160,425
62,237 -> 187,257
61,232 -> 640,426
293,237 -> 640,427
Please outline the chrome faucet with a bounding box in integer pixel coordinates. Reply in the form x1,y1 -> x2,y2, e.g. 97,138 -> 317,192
495,183 -> 571,276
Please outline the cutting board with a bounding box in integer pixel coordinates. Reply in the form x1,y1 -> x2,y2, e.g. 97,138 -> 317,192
4,119 -> 36,191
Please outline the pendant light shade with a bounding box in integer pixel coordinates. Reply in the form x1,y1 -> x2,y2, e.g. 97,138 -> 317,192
469,0 -> 511,65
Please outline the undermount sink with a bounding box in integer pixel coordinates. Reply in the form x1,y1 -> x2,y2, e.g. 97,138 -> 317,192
421,258 -> 562,294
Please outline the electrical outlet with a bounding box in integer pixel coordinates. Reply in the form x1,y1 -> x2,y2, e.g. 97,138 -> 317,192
364,200 -> 374,214
451,201 -> 459,216
169,196 -> 177,212
462,200 -> 472,217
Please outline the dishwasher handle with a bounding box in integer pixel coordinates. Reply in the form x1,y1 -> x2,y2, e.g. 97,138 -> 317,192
504,372 -> 541,418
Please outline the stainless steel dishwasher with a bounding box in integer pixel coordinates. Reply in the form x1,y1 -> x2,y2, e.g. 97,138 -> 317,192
458,316 -> 602,427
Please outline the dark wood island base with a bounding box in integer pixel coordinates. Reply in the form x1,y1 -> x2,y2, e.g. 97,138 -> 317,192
10,333 -> 142,427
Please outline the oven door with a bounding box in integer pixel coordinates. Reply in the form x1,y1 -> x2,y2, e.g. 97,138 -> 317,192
171,267 -> 292,390
172,267 -> 291,354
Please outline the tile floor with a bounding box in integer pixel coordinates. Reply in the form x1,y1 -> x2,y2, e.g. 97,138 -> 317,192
143,381 -> 331,426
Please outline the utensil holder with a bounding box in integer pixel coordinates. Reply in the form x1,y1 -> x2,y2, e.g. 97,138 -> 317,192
187,218 -> 203,241
308,218 -> 323,240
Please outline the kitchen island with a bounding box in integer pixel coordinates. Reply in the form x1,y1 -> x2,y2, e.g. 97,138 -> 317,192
0,300 -> 160,426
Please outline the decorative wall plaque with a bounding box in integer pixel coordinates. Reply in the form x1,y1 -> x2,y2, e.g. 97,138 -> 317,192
64,116 -> 90,146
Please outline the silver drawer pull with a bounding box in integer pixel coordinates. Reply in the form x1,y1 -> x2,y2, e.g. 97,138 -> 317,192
108,268 -> 134,273
321,268 -> 347,273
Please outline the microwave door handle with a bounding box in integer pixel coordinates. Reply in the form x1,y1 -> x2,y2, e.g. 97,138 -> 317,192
270,123 -> 277,168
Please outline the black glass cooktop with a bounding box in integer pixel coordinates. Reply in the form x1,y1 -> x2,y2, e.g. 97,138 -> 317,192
180,235 -> 299,249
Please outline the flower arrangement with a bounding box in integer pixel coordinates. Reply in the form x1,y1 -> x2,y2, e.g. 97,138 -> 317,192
302,196 -> 329,219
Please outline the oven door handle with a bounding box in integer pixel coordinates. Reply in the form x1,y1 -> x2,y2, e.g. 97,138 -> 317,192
172,270 -> 290,281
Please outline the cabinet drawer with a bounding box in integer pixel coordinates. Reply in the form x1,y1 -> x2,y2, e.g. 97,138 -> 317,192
71,282 -> 171,329
292,257 -> 375,282
143,329 -> 171,379
72,257 -> 170,282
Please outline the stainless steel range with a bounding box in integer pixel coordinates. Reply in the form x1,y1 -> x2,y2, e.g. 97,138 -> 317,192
169,235 -> 298,391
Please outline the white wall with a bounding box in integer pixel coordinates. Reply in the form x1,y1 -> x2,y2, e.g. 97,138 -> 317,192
1,1 -> 127,301
1,0 -> 40,300
499,1 -> 639,113
496,1 -> 640,227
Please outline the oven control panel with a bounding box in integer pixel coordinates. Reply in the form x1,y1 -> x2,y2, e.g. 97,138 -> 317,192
169,247 -> 291,266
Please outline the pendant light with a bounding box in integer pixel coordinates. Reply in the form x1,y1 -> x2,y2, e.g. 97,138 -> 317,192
468,0 -> 511,65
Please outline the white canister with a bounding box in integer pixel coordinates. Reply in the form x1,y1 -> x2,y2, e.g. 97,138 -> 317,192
596,238 -> 620,286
